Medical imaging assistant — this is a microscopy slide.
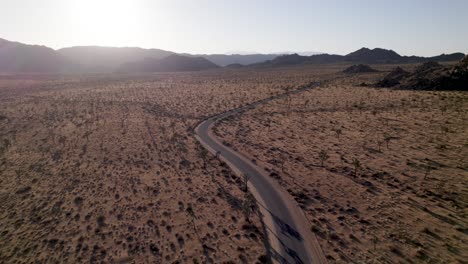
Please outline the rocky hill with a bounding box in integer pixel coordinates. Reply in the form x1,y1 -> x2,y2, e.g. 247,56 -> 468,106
253,48 -> 465,68
343,64 -> 379,74
376,57 -> 468,90
58,46 -> 174,73
117,54 -> 220,73
345,48 -> 401,63
0,38 -> 72,73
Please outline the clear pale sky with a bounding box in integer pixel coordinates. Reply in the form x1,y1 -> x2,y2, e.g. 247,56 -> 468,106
1,0 -> 467,56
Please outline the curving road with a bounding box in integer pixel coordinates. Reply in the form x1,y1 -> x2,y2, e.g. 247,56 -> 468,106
195,82 -> 327,264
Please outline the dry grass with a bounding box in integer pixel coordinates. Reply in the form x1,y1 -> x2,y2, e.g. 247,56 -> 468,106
0,68 -> 328,263
215,71 -> 468,263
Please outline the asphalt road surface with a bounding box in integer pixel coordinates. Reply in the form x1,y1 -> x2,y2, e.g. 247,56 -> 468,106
195,82 -> 327,264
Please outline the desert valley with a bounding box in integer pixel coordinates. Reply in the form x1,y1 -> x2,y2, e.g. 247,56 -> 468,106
0,3 -> 467,263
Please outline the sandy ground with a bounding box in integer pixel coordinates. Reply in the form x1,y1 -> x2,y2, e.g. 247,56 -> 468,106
0,68 -> 330,264
215,69 -> 468,263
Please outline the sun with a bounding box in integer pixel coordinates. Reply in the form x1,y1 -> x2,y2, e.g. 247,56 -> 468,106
68,0 -> 141,46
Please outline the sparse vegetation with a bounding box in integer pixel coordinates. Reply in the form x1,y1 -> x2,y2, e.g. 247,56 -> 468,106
215,68 -> 468,263
318,150 -> 330,167
352,158 -> 361,176
1,62 -> 466,263
1,70 -> 311,263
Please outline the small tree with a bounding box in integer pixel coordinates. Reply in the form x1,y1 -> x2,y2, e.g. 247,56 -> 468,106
186,205 -> 202,242
377,140 -> 383,152
384,134 -> 392,149
371,235 -> 379,251
352,158 -> 361,176
242,192 -> 255,222
279,153 -> 287,172
334,128 -> 342,139
318,150 -> 330,167
339,153 -> 345,166
198,147 -> 209,170
423,164 -> 432,180
186,205 -> 196,229
242,173 -> 251,192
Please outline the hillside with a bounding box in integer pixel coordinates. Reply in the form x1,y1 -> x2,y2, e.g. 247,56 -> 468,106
58,46 -> 174,72
254,48 -> 465,68
200,54 -> 278,66
376,56 -> 468,90
59,48 -> 282,70
0,38 -> 72,73
117,54 -> 220,73
342,64 -> 379,74
345,48 -> 402,63
1,37 -> 465,73
60,47 -> 279,70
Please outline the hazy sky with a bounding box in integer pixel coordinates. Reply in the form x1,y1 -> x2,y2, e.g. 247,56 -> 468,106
1,0 -> 467,56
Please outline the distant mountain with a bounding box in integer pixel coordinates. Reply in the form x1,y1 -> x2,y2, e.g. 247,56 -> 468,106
59,47 -> 279,69
0,38 -> 72,73
225,63 -> 245,69
199,54 -> 279,67
275,51 -> 322,56
117,54 -> 220,73
183,51 -> 322,67
424,53 -> 466,62
1,37 -> 465,73
58,46 -> 174,72
253,47 -> 465,68
345,48 -> 402,63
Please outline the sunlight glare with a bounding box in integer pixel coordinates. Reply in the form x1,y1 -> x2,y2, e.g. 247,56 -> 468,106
68,0 -> 143,46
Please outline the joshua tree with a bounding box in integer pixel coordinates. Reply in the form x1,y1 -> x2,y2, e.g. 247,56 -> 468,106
242,192 -> 255,222
383,134 -> 392,149
339,153 -> 345,166
371,235 -> 379,251
279,153 -> 287,172
198,146 -> 209,170
423,164 -> 433,180
352,158 -> 361,176
377,140 -> 383,152
242,173 -> 251,192
303,99 -> 310,109
186,205 -> 201,241
185,204 -> 198,234
286,96 -> 292,115
318,150 -> 330,167
334,128 -> 342,139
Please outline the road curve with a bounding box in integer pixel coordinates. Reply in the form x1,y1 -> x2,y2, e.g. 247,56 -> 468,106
195,82 -> 327,264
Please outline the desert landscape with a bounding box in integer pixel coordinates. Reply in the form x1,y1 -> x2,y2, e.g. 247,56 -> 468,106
1,1 -> 468,263
0,68 -> 334,263
214,62 -> 468,263
1,58 -> 466,263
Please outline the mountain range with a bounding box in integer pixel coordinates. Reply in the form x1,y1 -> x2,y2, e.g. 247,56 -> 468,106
58,46 -> 174,72
0,38 -> 465,73
254,48 -> 465,67
117,54 -> 219,73
0,38 -> 71,73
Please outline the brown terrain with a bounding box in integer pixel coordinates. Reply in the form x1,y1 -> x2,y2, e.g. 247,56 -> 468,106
214,65 -> 468,263
0,61 -> 466,264
0,69 -> 324,263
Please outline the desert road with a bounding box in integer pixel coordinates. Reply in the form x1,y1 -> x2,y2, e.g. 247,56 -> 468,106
195,83 -> 327,264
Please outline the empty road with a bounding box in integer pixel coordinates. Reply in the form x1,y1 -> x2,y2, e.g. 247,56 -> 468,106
195,82 -> 327,264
